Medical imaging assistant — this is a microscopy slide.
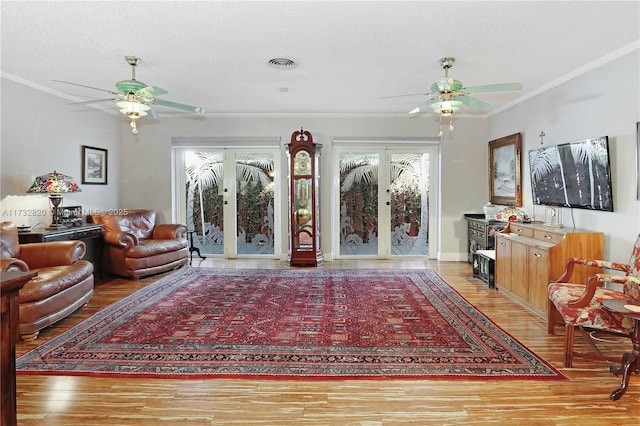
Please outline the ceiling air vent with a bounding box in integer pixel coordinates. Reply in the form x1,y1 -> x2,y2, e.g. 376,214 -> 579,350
268,57 -> 297,70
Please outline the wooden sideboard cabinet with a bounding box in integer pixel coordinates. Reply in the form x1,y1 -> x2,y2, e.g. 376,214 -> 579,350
495,222 -> 603,318
464,214 -> 506,263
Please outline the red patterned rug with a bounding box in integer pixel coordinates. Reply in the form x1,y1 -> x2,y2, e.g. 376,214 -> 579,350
17,268 -> 564,380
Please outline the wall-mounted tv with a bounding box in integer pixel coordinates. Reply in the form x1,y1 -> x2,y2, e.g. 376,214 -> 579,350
529,136 -> 613,211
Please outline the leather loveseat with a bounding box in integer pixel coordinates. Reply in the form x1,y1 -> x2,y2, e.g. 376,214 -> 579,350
88,209 -> 188,279
1,221 -> 94,341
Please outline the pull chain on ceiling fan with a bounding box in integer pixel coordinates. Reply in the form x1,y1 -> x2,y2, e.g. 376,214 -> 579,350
55,56 -> 206,134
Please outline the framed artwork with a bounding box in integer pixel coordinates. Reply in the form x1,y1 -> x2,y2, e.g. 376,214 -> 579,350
82,145 -> 108,185
637,122 -> 640,200
489,133 -> 522,206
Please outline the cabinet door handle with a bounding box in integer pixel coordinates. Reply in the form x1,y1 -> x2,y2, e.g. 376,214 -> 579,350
499,241 -> 506,246
515,228 -> 523,233
543,234 -> 552,239
533,252 -> 542,258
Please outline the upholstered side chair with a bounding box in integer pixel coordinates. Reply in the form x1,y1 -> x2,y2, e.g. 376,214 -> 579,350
0,221 -> 94,340
88,210 -> 188,279
547,233 -> 640,367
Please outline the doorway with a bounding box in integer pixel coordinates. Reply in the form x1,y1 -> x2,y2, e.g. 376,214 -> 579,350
334,143 -> 438,259
173,145 -> 281,258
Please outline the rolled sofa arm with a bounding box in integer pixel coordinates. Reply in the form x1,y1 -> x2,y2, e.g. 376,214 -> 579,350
102,230 -> 138,249
1,257 -> 29,272
19,240 -> 86,269
153,224 -> 188,240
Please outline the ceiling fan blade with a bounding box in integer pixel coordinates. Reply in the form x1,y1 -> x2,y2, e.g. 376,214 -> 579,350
456,95 -> 490,109
464,82 -> 522,94
380,93 -> 427,99
54,80 -> 119,95
136,85 -> 168,98
409,100 -> 434,114
69,98 -> 117,105
152,98 -> 205,114
145,106 -> 158,119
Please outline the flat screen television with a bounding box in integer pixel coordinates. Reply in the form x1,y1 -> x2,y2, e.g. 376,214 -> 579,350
528,136 -> 613,211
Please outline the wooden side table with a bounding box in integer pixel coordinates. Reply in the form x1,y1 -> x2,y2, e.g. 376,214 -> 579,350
1,270 -> 37,426
602,299 -> 640,401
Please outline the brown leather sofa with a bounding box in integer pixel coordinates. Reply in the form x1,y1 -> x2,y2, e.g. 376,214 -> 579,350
0,221 -> 94,341
88,209 -> 188,279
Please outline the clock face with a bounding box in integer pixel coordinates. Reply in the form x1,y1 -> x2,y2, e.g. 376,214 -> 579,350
293,151 -> 311,175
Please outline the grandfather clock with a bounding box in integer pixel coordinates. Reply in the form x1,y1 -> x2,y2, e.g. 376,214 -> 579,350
286,128 -> 323,266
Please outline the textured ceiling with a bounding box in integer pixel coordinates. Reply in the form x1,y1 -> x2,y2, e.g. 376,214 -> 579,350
1,1 -> 639,118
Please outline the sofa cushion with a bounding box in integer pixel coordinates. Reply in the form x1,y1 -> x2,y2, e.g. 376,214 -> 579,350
19,261 -> 94,303
126,239 -> 188,258
98,210 -> 156,240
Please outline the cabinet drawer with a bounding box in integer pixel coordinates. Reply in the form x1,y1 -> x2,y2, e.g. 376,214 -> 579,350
468,228 -> 486,241
469,221 -> 485,231
509,224 -> 533,238
533,229 -> 563,244
76,229 -> 102,239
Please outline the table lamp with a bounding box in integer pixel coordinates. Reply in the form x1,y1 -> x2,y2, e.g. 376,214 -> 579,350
26,171 -> 82,229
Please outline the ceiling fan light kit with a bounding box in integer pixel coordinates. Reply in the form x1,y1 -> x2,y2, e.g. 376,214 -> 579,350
56,56 -> 206,134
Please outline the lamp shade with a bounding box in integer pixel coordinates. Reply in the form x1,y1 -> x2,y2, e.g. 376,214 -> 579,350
26,171 -> 81,194
496,206 -> 530,222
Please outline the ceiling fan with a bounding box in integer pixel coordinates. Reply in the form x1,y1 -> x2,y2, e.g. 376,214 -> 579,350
386,57 -> 522,134
55,56 -> 206,134
408,57 -> 522,115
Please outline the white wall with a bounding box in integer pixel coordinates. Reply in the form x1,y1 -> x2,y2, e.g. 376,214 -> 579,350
0,78 -> 122,227
118,115 -> 489,260
4,49 -> 636,262
489,49 -> 640,262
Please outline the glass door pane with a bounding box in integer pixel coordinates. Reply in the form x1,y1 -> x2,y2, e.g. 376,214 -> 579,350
339,152 -> 379,256
389,152 -> 430,256
184,151 -> 224,255
235,152 -> 275,255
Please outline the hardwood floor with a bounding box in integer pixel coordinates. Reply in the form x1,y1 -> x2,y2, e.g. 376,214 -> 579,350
15,259 -> 639,425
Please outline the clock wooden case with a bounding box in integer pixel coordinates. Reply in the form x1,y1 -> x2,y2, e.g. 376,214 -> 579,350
286,129 -> 323,266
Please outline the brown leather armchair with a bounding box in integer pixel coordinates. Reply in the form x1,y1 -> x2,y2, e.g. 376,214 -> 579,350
0,221 -> 94,341
88,209 -> 188,279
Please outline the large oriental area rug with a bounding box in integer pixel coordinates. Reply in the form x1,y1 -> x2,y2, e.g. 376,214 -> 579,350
17,268 -> 564,380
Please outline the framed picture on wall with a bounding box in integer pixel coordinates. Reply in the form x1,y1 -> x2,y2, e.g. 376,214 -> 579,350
489,133 -> 522,206
82,145 -> 108,185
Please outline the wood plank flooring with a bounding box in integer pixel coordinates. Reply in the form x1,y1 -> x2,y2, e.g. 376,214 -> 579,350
14,259 -> 640,425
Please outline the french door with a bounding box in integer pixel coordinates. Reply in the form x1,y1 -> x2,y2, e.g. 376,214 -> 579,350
174,147 -> 281,258
334,145 -> 437,259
